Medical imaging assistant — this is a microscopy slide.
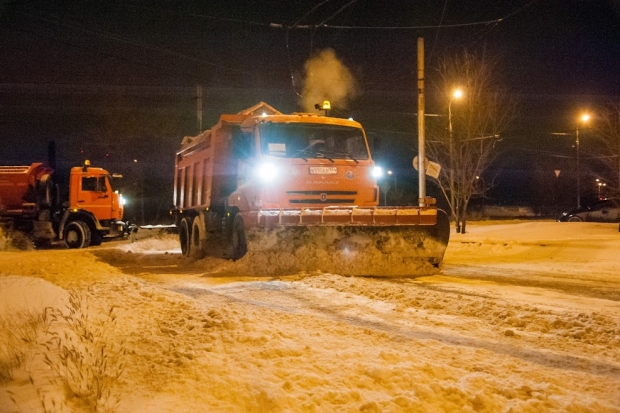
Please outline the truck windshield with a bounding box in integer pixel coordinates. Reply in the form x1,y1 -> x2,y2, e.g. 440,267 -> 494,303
259,123 -> 369,160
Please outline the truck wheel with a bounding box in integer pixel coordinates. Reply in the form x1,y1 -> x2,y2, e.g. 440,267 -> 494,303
179,217 -> 192,257
231,215 -> 247,260
190,217 -> 206,259
64,221 -> 91,249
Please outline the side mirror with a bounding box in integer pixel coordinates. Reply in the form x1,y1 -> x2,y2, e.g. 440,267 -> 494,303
367,133 -> 381,158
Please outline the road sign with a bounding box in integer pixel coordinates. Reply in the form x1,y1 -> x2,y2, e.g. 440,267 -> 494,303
413,156 -> 441,179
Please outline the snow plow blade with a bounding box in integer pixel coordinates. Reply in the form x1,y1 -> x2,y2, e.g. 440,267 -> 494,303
233,207 -> 450,277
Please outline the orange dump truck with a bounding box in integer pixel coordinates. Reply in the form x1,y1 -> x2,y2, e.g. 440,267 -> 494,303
171,102 -> 449,276
0,161 -> 128,248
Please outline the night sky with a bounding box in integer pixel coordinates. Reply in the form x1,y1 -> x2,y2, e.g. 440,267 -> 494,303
1,0 -> 619,219
1,1 -> 617,92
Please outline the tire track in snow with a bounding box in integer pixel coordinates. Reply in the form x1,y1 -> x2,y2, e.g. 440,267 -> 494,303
168,279 -> 620,380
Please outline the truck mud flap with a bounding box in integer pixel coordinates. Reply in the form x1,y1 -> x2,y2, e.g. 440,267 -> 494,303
227,209 -> 450,277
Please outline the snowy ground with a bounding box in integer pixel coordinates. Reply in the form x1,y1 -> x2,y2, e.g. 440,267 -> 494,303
0,221 -> 619,412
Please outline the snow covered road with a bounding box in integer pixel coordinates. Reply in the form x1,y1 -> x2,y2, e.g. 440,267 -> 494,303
1,221 -> 619,412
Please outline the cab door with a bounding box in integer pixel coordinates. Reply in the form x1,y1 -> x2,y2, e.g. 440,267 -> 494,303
77,174 -> 113,221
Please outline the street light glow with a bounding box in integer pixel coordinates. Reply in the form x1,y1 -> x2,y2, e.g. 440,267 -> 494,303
596,179 -> 607,198
580,113 -> 590,123
452,88 -> 463,100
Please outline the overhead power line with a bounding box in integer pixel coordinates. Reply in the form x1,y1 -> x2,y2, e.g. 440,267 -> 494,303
271,19 -> 501,30
12,10 -> 253,76
270,0 -> 541,30
315,0 -> 359,27
87,0 -> 540,32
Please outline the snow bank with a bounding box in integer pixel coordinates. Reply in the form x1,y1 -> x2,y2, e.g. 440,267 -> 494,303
0,275 -> 68,315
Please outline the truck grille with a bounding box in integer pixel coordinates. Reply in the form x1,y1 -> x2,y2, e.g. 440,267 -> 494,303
290,199 -> 354,204
287,190 -> 357,204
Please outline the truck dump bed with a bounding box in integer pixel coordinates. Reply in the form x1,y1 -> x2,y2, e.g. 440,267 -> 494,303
0,163 -> 53,217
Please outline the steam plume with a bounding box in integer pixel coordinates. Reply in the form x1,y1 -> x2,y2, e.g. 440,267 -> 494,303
300,49 -> 357,113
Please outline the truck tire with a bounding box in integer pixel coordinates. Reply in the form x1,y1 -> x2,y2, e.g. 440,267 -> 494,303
190,217 -> 206,259
231,215 -> 247,260
179,217 -> 192,257
64,221 -> 91,249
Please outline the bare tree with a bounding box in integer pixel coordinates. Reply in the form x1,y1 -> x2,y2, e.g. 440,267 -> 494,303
591,100 -> 620,197
427,50 -> 517,233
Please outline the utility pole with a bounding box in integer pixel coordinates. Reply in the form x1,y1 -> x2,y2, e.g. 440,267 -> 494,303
448,103 -> 455,223
575,113 -> 590,208
448,88 -> 463,230
576,126 -> 580,208
417,37 -> 426,206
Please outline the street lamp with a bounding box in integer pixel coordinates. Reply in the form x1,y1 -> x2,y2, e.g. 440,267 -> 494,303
385,170 -> 393,205
448,89 -> 463,140
596,178 -> 606,199
388,169 -> 398,191
448,88 -> 463,227
576,113 -> 590,208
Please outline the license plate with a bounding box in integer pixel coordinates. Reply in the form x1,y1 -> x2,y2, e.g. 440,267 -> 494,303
309,166 -> 337,175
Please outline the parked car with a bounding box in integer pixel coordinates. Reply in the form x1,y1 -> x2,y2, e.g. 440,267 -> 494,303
558,198 -> 620,223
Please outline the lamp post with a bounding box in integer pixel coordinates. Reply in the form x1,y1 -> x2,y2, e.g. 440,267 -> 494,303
475,175 -> 486,217
576,113 -> 590,208
388,169 -> 398,191
448,88 -> 463,227
596,179 -> 606,199
385,170 -> 393,206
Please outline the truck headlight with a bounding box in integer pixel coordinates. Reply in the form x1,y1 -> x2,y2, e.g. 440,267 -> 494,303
257,163 -> 278,181
372,166 -> 383,178
119,194 -> 127,206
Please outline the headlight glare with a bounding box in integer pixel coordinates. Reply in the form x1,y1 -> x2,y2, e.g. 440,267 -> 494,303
372,166 -> 383,178
258,163 -> 278,181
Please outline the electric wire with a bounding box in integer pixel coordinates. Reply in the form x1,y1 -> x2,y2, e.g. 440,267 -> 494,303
315,0 -> 359,27
429,0 -> 450,67
12,10 -> 254,77
94,0 -> 541,33
284,0 -> 334,98
289,0 -> 333,27
117,1 -> 269,28
5,25 -> 205,85
5,0 -> 548,94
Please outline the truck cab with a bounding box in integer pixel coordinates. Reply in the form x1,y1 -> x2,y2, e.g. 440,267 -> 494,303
69,163 -> 124,222
229,113 -> 381,212
57,161 -> 126,248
